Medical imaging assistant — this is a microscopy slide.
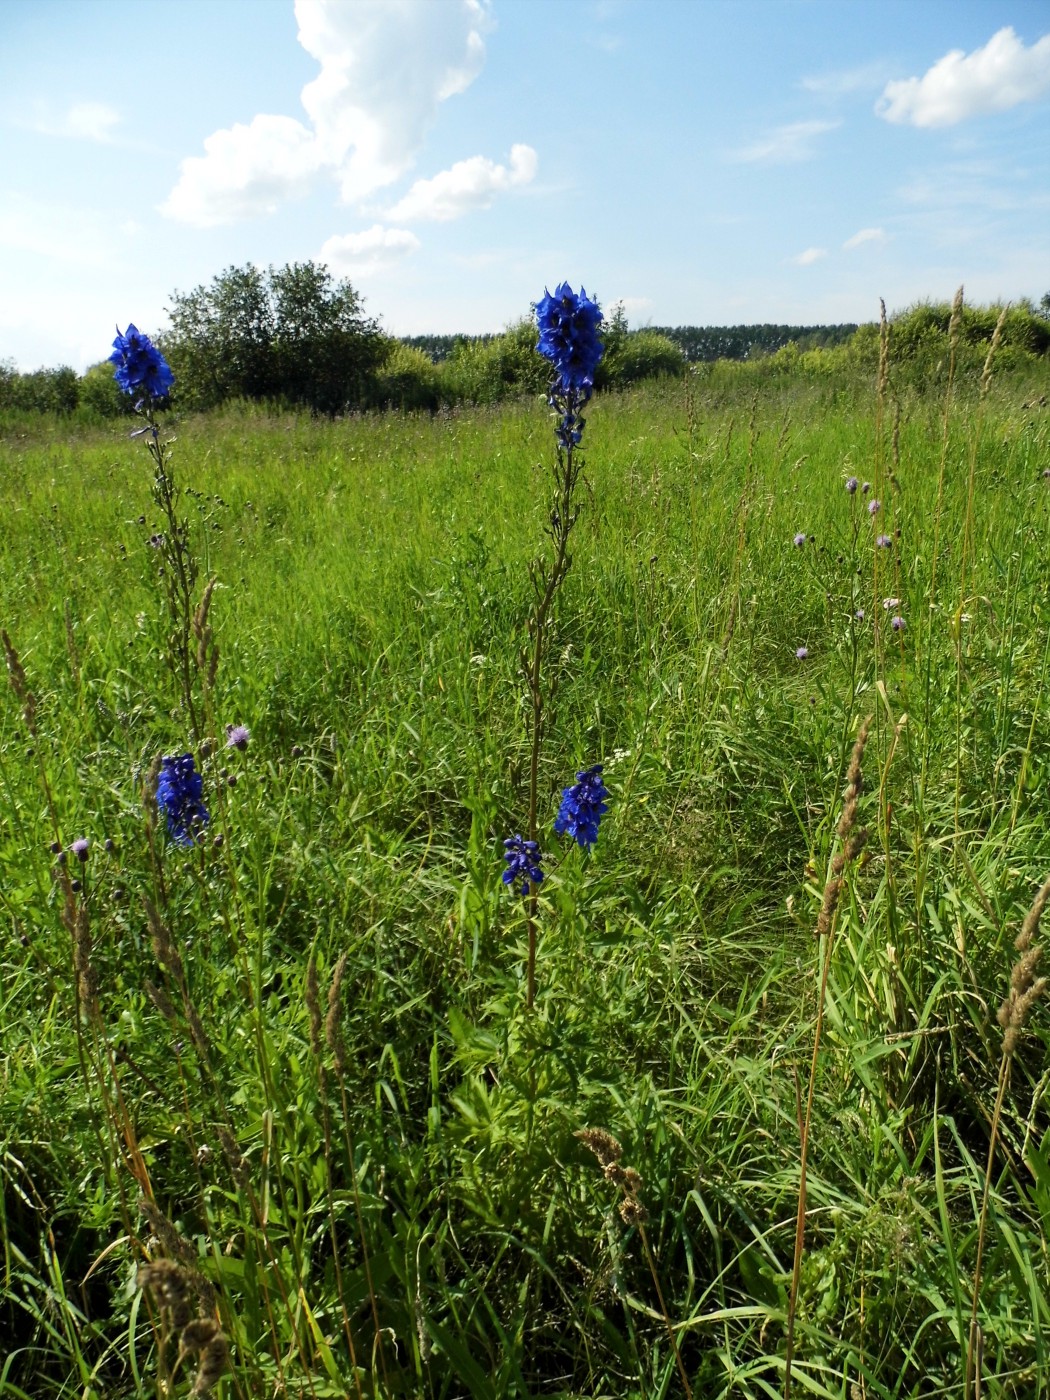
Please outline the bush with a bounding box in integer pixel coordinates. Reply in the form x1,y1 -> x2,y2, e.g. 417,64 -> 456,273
78,361 -> 134,419
598,325 -> 686,388
371,341 -> 442,412
440,318 -> 549,404
0,362 -> 79,414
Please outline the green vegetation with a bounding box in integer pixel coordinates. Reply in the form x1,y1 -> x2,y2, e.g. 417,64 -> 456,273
6,278 -> 1047,425
2,313 -> 1050,1399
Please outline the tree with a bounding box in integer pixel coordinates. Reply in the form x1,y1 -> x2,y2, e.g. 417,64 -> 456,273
164,262 -> 386,414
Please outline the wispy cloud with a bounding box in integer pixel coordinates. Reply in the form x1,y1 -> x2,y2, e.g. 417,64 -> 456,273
0,191 -> 118,267
790,247 -> 828,266
732,120 -> 839,164
877,26 -> 1050,128
319,224 -> 421,276
28,101 -> 121,143
843,227 -> 887,250
385,145 -> 537,223
801,62 -> 889,98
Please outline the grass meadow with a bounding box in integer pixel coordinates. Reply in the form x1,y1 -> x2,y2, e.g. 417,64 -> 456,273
2,342 -> 1050,1398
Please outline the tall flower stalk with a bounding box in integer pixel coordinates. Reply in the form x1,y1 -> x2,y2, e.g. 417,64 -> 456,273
513,284 -> 603,1008
110,325 -> 215,743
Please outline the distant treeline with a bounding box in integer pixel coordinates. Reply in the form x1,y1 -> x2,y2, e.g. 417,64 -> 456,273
400,322 -> 858,364
3,268 -> 1049,420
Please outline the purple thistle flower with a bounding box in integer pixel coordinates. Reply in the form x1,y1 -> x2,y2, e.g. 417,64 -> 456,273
502,834 -> 544,896
794,532 -> 807,547
155,753 -> 209,846
553,763 -> 610,849
891,615 -> 906,632
796,646 -> 809,660
109,324 -> 175,400
862,481 -> 871,494
225,724 -> 251,751
70,837 -> 90,863
876,533 -> 892,548
854,608 -> 865,621
845,476 -> 859,494
868,498 -> 881,515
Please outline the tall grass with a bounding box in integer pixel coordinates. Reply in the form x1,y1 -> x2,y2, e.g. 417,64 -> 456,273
2,351 -> 1050,1397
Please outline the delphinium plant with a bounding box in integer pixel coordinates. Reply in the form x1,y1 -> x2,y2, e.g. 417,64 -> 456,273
501,284 -> 609,1008
110,325 -> 218,743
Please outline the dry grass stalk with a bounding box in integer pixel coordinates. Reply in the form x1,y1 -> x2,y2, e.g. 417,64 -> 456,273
192,577 -> 220,688
145,898 -> 184,980
140,1200 -> 219,1314
143,898 -> 211,1060
980,306 -> 1009,400
325,951 -> 349,1074
180,1317 -> 230,1397
967,874 -> 1050,1396
948,285 -> 964,351
138,1258 -> 193,1331
785,717 -> 872,1400
577,1128 -> 690,1398
877,299 -> 889,403
2,629 -> 37,733
814,717 -> 870,940
139,1258 -> 230,1397
70,898 -> 98,1019
216,1124 -> 249,1187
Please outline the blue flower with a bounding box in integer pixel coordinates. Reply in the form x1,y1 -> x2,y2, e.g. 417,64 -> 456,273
793,532 -> 807,547
535,284 -> 604,399
502,834 -> 544,896
109,324 -> 175,399
156,753 -> 209,845
553,764 -> 609,849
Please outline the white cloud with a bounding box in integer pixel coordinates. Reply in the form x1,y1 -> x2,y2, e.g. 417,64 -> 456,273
385,144 -> 537,222
877,27 -> 1050,128
296,0 -> 492,202
733,120 -> 839,163
319,224 -> 421,276
163,0 -> 493,225
161,115 -> 322,227
843,227 -> 887,250
790,247 -> 828,266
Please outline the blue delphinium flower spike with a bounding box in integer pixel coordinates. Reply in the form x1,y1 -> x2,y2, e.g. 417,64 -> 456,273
109,324 -> 175,399
553,764 -> 609,849
535,284 -> 604,399
502,834 -> 544,896
156,753 -> 209,845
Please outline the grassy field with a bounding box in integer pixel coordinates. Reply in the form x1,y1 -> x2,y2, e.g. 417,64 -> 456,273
2,345 -> 1050,1398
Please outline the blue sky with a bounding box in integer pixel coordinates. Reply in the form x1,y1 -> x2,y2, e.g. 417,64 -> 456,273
1,0 -> 1049,370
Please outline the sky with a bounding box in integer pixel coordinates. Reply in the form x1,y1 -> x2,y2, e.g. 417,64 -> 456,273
1,0 -> 1049,371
